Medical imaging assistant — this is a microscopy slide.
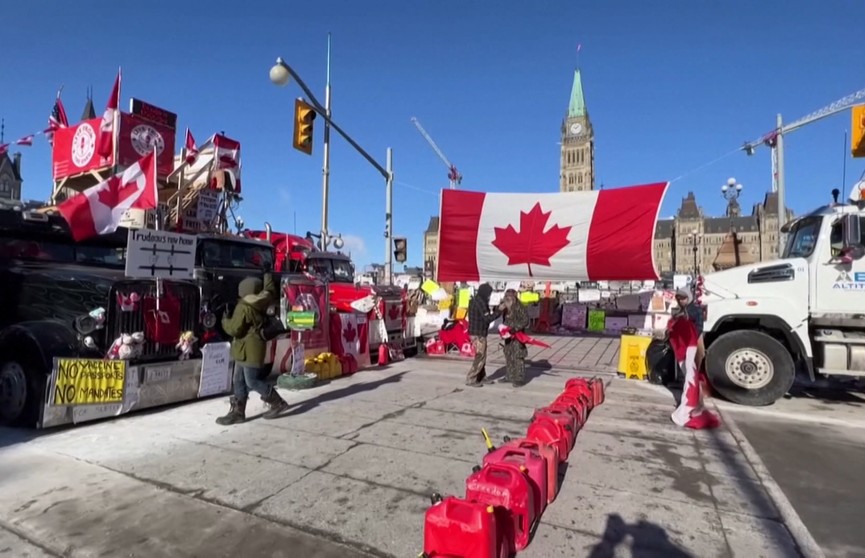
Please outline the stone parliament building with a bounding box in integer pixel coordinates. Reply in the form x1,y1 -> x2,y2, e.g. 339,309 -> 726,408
423,68 -> 791,278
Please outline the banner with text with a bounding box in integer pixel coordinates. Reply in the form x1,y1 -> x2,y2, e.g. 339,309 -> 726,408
51,358 -> 127,406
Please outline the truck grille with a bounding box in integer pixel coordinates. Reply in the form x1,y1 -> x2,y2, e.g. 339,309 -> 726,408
106,280 -> 200,362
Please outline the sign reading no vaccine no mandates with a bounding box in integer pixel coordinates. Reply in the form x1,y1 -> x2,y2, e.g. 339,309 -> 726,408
126,229 -> 196,280
51,358 -> 127,406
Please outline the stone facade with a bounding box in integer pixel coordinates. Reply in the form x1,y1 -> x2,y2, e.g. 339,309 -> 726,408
0,151 -> 22,201
653,190 -> 793,275
560,69 -> 594,192
423,216 -> 439,277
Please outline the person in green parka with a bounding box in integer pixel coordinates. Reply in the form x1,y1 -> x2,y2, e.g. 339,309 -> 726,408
216,273 -> 290,425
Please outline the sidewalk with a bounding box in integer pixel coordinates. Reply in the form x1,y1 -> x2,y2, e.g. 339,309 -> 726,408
0,357 -> 806,557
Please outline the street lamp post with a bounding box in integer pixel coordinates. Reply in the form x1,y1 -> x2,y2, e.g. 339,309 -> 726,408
690,230 -> 699,277
722,177 -> 744,267
269,55 -> 396,283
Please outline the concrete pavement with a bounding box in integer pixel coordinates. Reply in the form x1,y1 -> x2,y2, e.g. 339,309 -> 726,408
719,386 -> 865,558
0,356 -> 810,557
486,333 -> 621,373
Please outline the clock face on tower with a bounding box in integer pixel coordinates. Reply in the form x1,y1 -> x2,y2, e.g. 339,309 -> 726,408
569,123 -> 583,136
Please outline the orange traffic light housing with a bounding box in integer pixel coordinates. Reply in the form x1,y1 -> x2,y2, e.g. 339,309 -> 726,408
293,98 -> 316,155
852,104 -> 865,158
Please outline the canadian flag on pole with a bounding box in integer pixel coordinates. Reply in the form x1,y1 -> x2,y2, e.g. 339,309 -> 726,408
57,152 -> 157,241
97,69 -> 121,159
184,128 -> 199,165
436,182 -> 669,282
213,133 -> 241,193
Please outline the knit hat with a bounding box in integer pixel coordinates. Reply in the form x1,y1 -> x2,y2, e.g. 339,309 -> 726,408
238,277 -> 264,298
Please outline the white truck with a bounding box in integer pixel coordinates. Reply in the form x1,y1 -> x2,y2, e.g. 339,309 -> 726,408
701,191 -> 865,406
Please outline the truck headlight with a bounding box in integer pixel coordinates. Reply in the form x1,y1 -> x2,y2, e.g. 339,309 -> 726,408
202,312 -> 218,329
74,315 -> 98,335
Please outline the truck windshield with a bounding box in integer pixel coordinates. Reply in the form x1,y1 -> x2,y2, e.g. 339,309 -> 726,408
199,239 -> 274,270
783,217 -> 822,259
0,236 -> 126,267
307,258 -> 355,283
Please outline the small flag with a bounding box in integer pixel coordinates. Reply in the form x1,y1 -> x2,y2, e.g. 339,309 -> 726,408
97,69 -> 121,159
14,135 -> 34,146
185,128 -> 199,165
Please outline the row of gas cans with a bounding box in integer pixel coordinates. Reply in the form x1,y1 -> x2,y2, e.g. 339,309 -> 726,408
421,376 -> 606,558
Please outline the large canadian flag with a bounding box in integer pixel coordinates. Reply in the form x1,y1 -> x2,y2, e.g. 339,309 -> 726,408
436,182 -> 669,282
57,152 -> 157,241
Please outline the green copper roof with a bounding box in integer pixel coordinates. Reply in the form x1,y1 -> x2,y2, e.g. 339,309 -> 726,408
568,69 -> 586,117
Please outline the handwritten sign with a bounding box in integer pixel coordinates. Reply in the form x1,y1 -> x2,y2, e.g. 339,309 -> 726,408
199,342 -> 231,397
587,309 -> 606,332
52,359 -> 126,406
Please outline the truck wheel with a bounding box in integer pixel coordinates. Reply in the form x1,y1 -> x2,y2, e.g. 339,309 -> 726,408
705,330 -> 795,407
0,354 -> 45,427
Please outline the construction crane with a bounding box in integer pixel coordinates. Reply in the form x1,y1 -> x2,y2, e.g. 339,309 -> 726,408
741,85 -> 865,256
411,117 -> 462,189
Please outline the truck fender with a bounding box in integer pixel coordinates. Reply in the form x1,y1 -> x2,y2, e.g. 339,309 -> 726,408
0,321 -> 80,372
704,314 -> 815,381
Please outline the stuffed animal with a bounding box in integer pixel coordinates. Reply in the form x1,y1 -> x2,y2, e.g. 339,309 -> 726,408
176,331 -> 197,360
107,332 -> 145,360
89,307 -> 106,329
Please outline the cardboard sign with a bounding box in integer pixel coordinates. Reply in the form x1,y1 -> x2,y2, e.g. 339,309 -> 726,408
52,359 -> 126,406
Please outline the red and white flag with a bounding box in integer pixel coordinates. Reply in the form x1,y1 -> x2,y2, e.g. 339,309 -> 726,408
14,135 -> 34,146
436,182 -> 668,282
97,69 -> 121,159
213,133 -> 242,193
46,94 -> 69,146
57,152 -> 157,241
184,128 -> 199,165
0,144 -> 7,156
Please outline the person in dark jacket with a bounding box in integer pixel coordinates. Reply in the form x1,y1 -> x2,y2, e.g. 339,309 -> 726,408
501,289 -> 530,387
466,283 -> 503,387
674,288 -> 703,335
216,273 -> 290,425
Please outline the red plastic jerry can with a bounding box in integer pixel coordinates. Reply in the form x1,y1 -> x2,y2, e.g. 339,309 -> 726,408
465,463 -> 537,552
530,412 -> 574,455
588,377 -> 606,407
423,494 -> 507,558
555,392 -> 590,425
378,344 -> 390,366
533,407 -> 578,448
562,379 -> 594,414
503,437 -> 560,504
526,416 -> 571,463
483,446 -> 548,517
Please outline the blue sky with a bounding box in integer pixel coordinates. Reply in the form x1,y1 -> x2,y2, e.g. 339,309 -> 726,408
2,1 -> 864,269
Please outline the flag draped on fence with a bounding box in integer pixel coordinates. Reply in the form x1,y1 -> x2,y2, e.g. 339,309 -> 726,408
436,182 -> 669,282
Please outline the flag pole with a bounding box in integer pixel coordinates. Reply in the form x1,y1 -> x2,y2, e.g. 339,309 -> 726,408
111,68 -> 122,175
153,146 -> 164,310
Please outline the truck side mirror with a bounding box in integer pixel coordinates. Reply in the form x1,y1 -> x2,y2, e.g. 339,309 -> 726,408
842,214 -> 861,247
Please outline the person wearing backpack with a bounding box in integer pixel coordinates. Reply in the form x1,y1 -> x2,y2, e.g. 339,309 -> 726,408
216,272 -> 290,425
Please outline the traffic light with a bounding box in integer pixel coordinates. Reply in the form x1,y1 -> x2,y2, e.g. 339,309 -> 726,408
393,237 -> 407,263
852,104 -> 865,158
293,98 -> 316,155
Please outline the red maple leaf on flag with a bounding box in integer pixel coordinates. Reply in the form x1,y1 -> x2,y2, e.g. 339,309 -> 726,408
388,304 -> 401,321
491,203 -> 571,277
343,322 -> 357,343
96,175 -> 140,208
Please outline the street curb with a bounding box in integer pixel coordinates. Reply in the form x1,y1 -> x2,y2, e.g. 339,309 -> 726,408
713,404 -> 826,558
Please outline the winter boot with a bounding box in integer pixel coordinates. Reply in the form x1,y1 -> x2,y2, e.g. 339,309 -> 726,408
215,397 -> 246,425
261,389 -> 290,419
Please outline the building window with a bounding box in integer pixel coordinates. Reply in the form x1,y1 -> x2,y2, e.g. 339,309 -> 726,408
578,174 -> 583,184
